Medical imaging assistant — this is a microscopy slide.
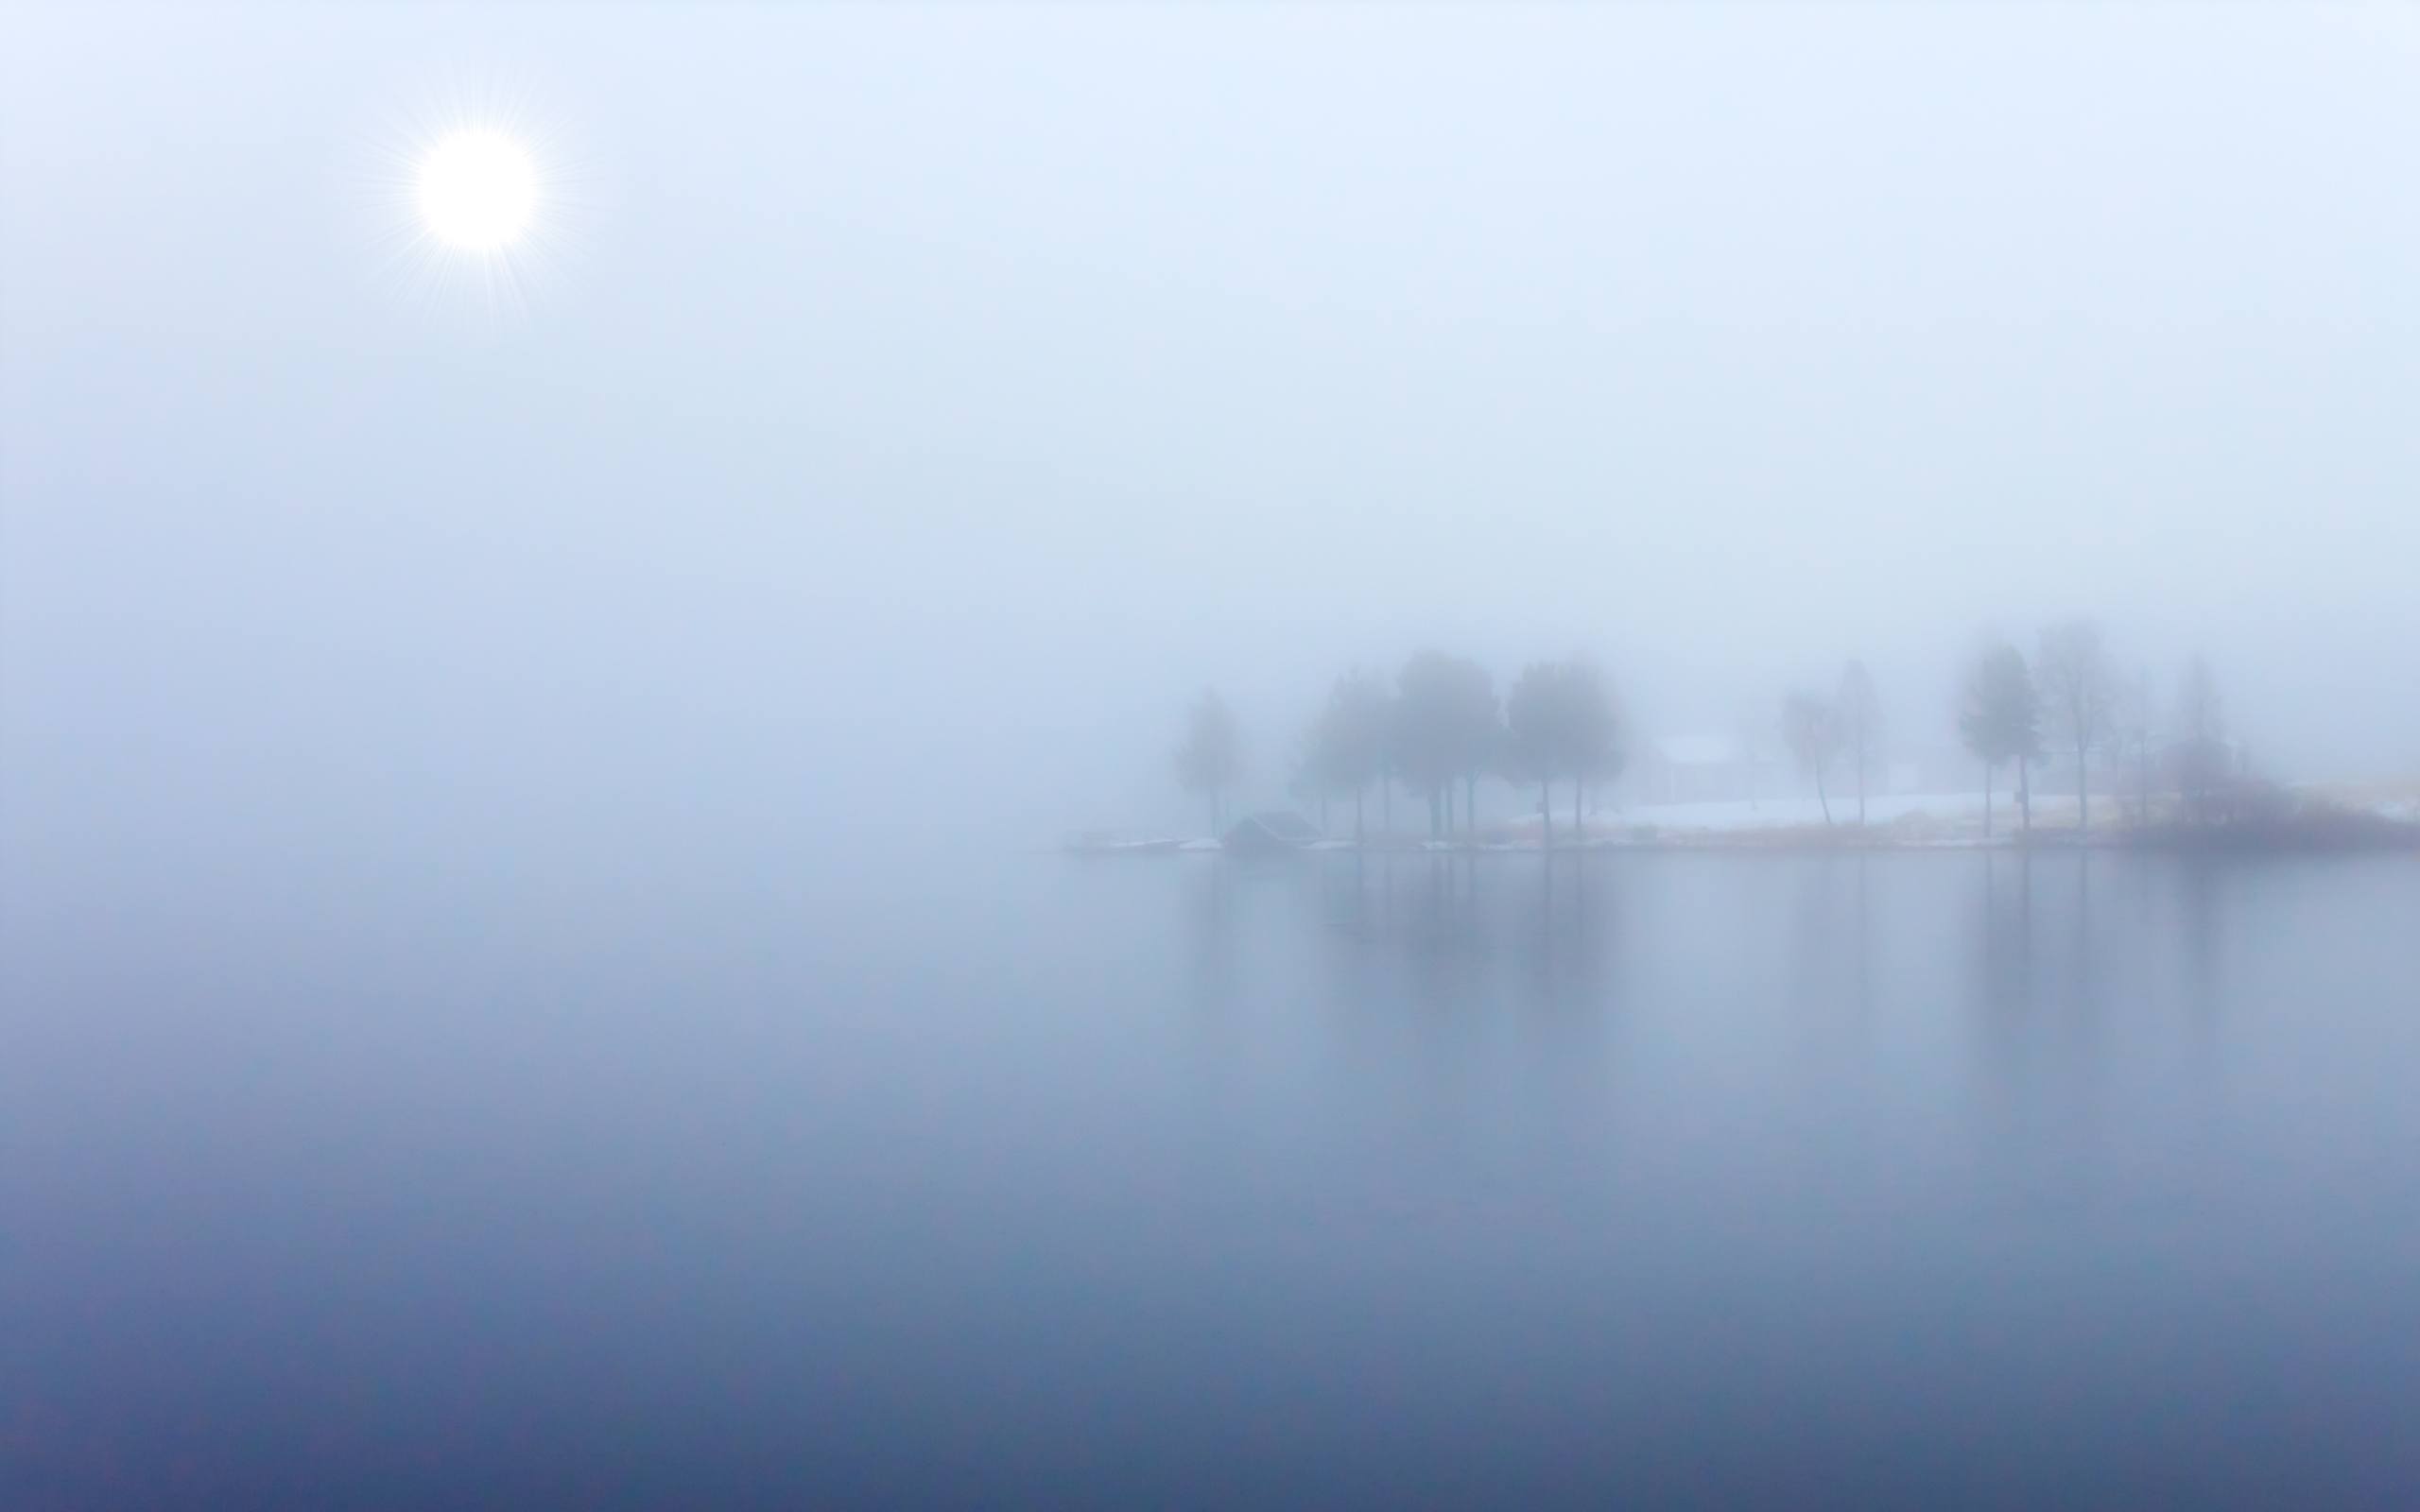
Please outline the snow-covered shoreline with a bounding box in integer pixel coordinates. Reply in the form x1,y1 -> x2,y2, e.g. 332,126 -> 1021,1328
1073,782 -> 2420,854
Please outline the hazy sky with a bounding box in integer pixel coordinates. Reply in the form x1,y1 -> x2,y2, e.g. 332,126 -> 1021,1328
6,3 -> 2417,859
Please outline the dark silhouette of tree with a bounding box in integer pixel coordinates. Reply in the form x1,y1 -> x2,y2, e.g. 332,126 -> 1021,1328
1305,666 -> 1390,844
2170,655 -> 2228,824
1836,660 -> 1882,826
1506,662 -> 1565,847
1783,691 -> 1840,825
1453,662 -> 1503,839
1957,642 -> 2041,837
1175,689 -> 1243,837
1506,657 -> 1624,846
2037,619 -> 2115,832
1563,657 -> 1624,834
1394,651 -> 1497,841
1378,689 -> 1401,838
1394,653 -> 1457,839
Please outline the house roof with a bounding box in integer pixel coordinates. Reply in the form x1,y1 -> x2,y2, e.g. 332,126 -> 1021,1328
1236,810 -> 1322,841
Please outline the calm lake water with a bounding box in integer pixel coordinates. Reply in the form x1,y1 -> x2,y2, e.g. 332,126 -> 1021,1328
6,849 -> 2418,1508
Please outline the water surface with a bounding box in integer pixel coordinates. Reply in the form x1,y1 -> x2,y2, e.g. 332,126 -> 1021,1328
6,850 -> 2417,1507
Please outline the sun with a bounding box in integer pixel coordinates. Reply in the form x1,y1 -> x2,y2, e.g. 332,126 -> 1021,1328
415,130 -> 538,251
357,84 -> 591,322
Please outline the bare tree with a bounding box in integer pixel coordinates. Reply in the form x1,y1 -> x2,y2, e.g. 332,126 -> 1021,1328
2171,655 -> 2228,824
1957,641 -> 2040,838
2113,667 -> 2158,826
1836,660 -> 1882,825
1782,691 -> 1840,825
1175,689 -> 1243,837
2036,619 -> 2115,832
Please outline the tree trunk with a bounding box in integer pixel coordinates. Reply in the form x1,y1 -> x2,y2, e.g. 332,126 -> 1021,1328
1540,782 -> 1553,850
1464,772 -> 1477,841
2076,737 -> 2089,832
1444,782 -> 1456,836
1815,767 -> 1832,826
2018,755 -> 2031,835
1982,763 -> 1993,838
2138,736 -> 2151,827
1572,779 -> 1582,837
1355,783 -> 1365,846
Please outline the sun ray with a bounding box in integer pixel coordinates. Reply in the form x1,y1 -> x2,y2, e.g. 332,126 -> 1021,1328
353,73 -> 596,329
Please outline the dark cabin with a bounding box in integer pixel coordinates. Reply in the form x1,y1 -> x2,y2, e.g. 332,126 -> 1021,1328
1223,811 -> 1322,854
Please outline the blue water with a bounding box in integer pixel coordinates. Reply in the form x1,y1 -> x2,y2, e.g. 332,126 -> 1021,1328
6,850 -> 2417,1507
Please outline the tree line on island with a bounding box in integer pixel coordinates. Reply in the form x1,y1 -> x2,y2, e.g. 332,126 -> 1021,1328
1178,651 -> 1622,847
1174,616 -> 2255,845
1954,620 -> 2236,838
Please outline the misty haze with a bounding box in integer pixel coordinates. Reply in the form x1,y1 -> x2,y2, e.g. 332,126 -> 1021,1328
4,4 -> 2418,1508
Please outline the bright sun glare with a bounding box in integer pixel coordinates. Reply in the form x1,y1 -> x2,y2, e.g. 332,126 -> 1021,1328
416,130 -> 538,251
